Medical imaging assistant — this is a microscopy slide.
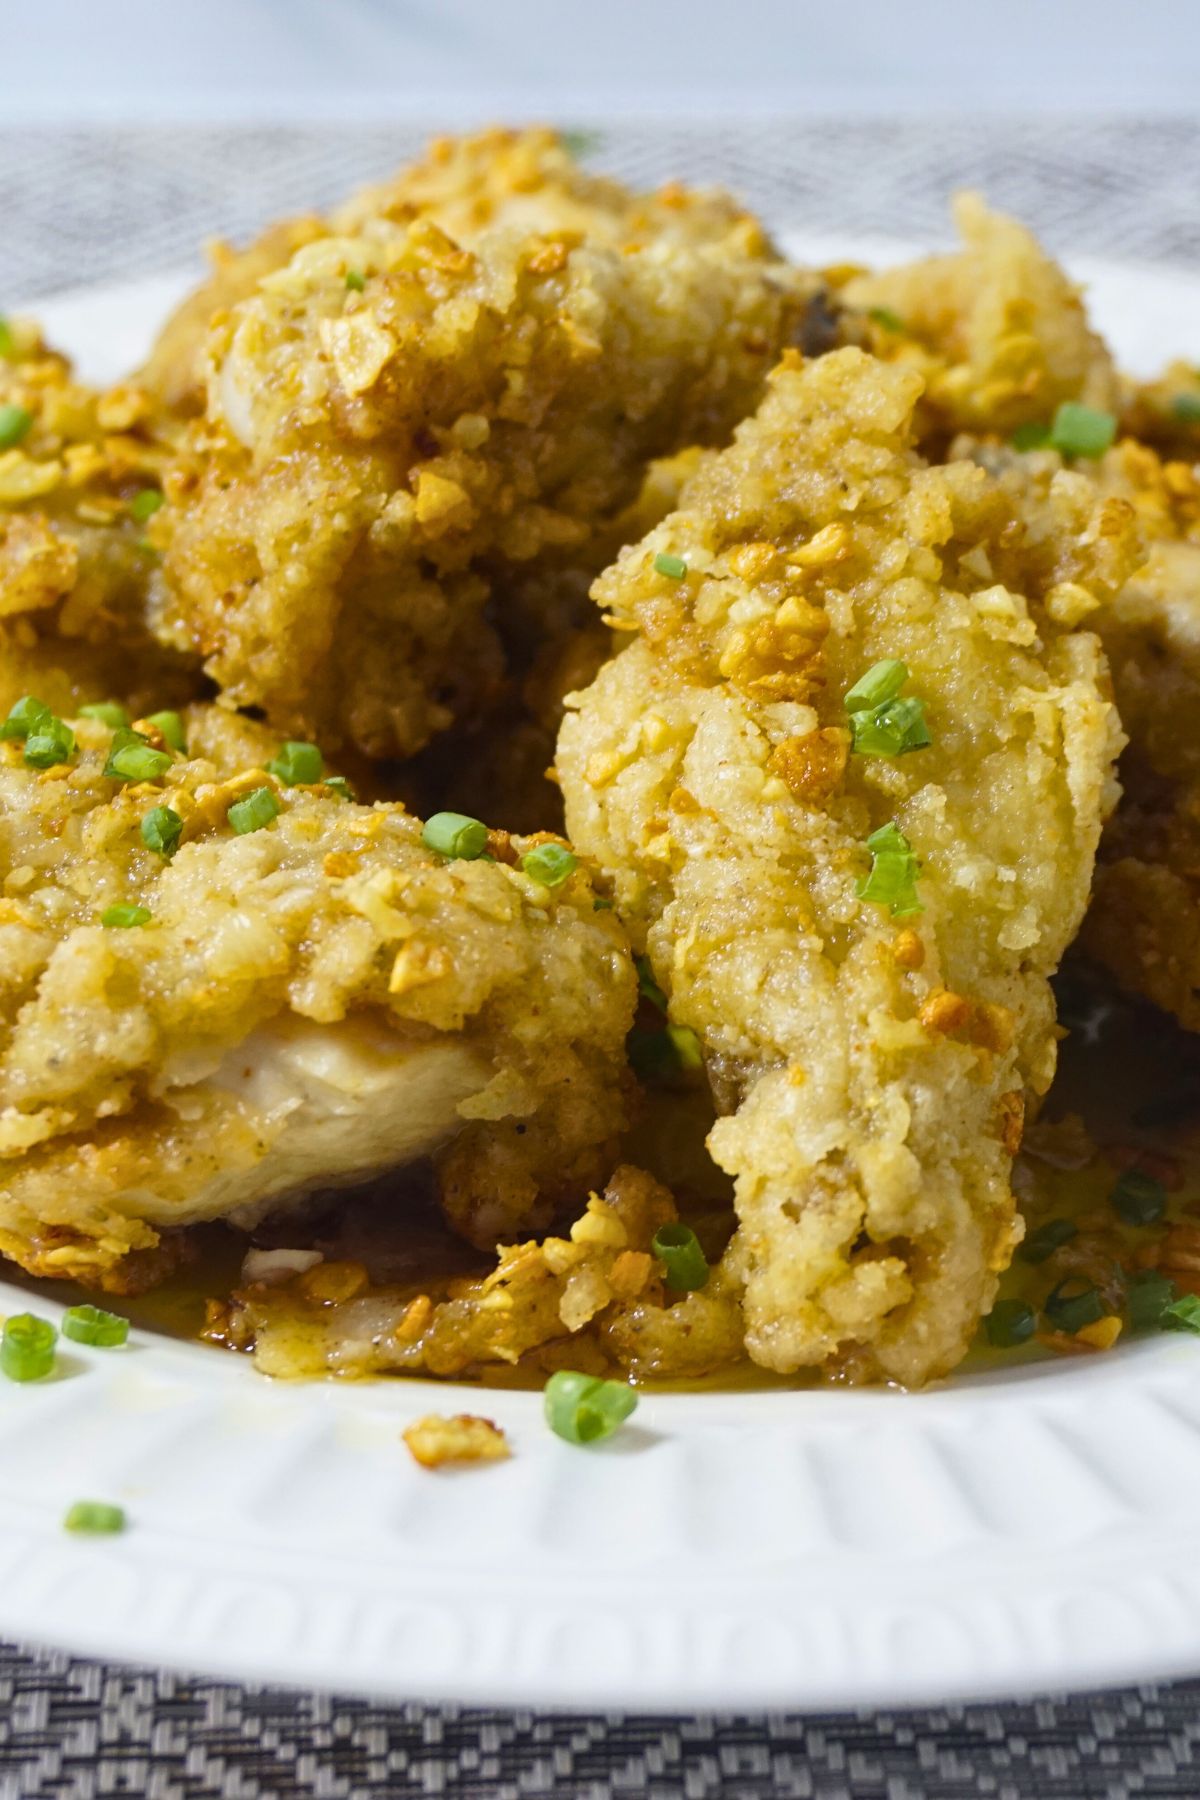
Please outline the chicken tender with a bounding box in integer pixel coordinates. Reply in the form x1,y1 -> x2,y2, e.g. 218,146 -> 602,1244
557,347 -> 1125,1385
0,320 -> 198,718
843,194 -> 1118,443
140,127 -> 776,419
149,206 -> 811,760
0,701 -> 634,1291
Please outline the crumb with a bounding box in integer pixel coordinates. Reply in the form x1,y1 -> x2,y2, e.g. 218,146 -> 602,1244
402,1413 -> 511,1468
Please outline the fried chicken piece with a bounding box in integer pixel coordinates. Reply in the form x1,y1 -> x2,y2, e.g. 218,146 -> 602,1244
557,347 -> 1125,1386
0,320 -> 199,718
140,127 -> 777,420
210,1164 -> 743,1381
149,203 -> 811,761
842,194 -> 1118,444
0,703 -> 634,1292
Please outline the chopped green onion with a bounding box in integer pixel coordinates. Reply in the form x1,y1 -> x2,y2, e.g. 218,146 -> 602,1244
1049,402 -> 1117,460
101,904 -> 151,929
1172,394 -> 1200,424
560,128 -> 602,158
653,552 -> 687,580
666,1023 -> 703,1072
129,488 -> 164,523
0,1313 -> 57,1381
79,701 -> 130,729
867,305 -> 905,333
0,318 -> 14,358
985,1297 -> 1036,1347
0,403 -> 33,449
228,786 -> 281,835
61,1304 -> 129,1348
345,269 -> 365,292
422,811 -> 488,860
1019,1217 -> 1077,1264
104,729 -> 172,783
0,694 -> 50,740
543,1370 -> 637,1445
635,953 -> 667,1012
1043,1278 -> 1104,1335
849,695 -> 932,758
1110,1167 -> 1167,1227
143,710 -> 187,754
266,740 -> 324,785
651,1222 -> 710,1291
23,714 -> 75,769
844,659 -> 908,712
593,897 -> 613,911
1162,1292 -> 1200,1334
521,843 -> 577,887
140,805 -> 183,859
1011,421 -> 1051,452
64,1501 -> 126,1534
856,820 -> 922,917
324,775 -> 355,801
1127,1269 -> 1176,1331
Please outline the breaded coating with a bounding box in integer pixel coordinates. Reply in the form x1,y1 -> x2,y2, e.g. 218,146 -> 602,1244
0,322 -> 198,718
843,194 -> 1118,442
0,704 -> 634,1290
210,1164 -> 743,1381
140,127 -> 777,419
557,348 -> 1125,1385
149,206 -> 810,759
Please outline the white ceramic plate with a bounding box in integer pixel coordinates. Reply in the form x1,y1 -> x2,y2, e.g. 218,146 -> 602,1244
5,241 -> 1200,1712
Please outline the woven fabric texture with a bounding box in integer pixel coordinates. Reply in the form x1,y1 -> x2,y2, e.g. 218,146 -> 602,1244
1,117 -> 1199,1798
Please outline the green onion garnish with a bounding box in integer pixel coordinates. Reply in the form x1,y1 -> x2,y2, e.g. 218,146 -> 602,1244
543,1370 -> 637,1445
844,659 -> 908,712
228,786 -> 281,835
1043,1278 -> 1104,1335
635,953 -> 667,1012
64,1501 -> 126,1534
593,897 -> 613,911
850,695 -> 931,758
0,694 -> 50,740
104,729 -> 172,783
79,701 -> 130,729
1019,1217 -> 1077,1264
521,843 -> 578,887
560,129 -> 602,158
0,318 -> 14,358
1015,403 -> 1118,459
143,710 -> 187,754
129,489 -> 164,522
422,811 -> 488,860
140,805 -> 183,860
1127,1269 -> 1176,1331
1162,1292 -> 1200,1334
101,904 -> 151,929
651,1222 -> 710,1292
856,820 -> 923,917
1110,1167 -> 1167,1227
345,269 -> 365,292
984,1297 -> 1036,1347
23,714 -> 75,769
1172,394 -> 1200,424
266,740 -> 324,785
867,306 -> 904,333
0,403 -> 33,449
666,1023 -> 702,1071
1011,421 -> 1051,452
653,552 -> 687,580
324,775 -> 355,801
61,1304 -> 129,1348
1049,402 -> 1117,459
0,1313 -> 57,1381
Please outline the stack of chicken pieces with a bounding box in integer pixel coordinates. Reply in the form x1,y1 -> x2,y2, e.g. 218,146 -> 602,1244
0,129 -> 1194,1386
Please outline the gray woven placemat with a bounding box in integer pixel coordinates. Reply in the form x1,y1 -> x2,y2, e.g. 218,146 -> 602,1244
3,118 -> 1200,1798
